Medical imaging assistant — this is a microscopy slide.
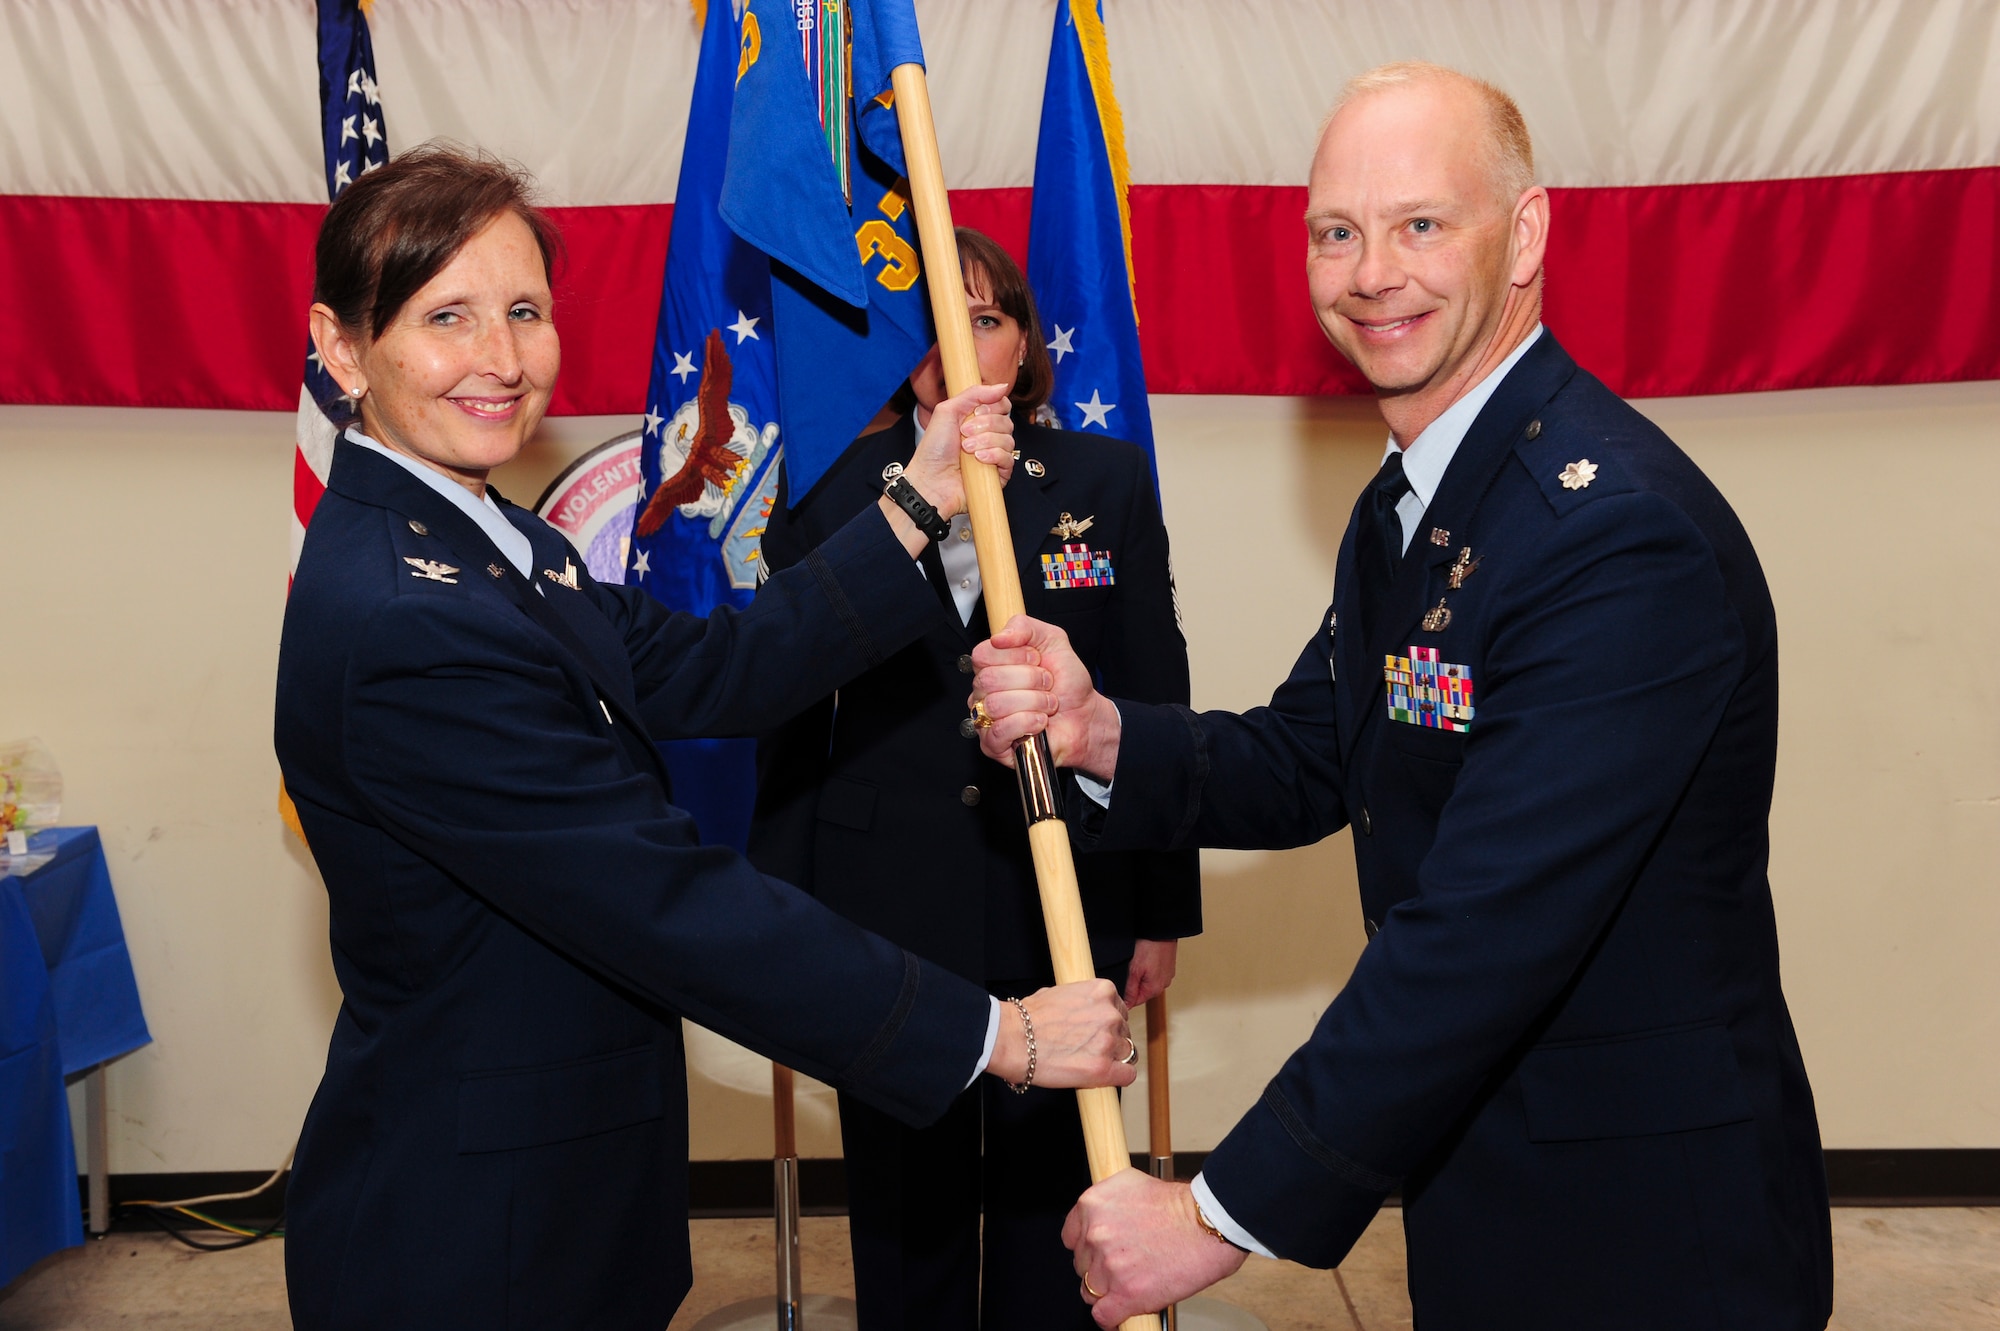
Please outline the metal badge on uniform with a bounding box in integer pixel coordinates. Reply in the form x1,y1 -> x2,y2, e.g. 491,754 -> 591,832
543,559 -> 580,591
487,563 -> 506,579
1429,527 -> 1451,547
1050,511 -> 1094,540
1041,543 -> 1114,589
1024,458 -> 1046,478
1383,646 -> 1474,731
403,557 -> 459,584
1446,547 -> 1481,589
1559,459 -> 1598,490
1421,599 -> 1452,632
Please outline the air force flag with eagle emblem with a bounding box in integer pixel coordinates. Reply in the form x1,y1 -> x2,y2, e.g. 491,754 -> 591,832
624,0 -> 787,854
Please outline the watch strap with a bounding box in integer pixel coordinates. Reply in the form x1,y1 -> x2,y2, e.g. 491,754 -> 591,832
883,468 -> 951,543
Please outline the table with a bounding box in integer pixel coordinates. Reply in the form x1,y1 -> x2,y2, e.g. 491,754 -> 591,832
1,827 -> 151,1288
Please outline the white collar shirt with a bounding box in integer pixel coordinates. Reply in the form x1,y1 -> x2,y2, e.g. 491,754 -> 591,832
346,429 -> 538,582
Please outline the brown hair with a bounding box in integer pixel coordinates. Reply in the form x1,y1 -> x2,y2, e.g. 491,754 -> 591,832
313,143 -> 564,340
954,227 -> 1055,418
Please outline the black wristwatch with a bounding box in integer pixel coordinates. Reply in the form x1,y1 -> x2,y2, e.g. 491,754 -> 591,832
883,466 -> 951,543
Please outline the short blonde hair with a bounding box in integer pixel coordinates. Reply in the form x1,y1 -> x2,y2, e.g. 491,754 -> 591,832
1332,62 -> 1536,203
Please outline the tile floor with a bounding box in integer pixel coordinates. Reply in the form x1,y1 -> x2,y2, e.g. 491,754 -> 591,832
0,1208 -> 1992,1329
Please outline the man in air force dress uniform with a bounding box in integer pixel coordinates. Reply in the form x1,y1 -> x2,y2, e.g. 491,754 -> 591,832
971,63 -> 1832,1331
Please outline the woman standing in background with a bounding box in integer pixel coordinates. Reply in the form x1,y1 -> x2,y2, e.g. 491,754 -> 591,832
751,229 -> 1199,1330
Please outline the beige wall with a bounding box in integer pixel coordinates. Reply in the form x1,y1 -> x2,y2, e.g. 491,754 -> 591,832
1,379 -> 1995,1174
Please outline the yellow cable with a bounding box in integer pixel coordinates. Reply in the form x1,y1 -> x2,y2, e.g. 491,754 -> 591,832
173,1208 -> 264,1238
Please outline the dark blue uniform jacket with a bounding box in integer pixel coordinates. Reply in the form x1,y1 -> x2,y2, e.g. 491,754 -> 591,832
752,418 -> 1200,983
1076,335 -> 1832,1329
274,441 -> 990,1330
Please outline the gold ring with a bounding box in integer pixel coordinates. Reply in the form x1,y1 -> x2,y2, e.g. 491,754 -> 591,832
1118,1037 -> 1139,1066
1082,1272 -> 1105,1301
970,699 -> 996,730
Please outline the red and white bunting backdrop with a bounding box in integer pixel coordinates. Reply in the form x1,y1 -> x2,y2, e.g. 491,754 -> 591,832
4,0 -> 1997,418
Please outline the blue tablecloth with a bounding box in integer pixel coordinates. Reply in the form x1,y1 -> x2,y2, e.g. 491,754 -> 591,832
1,827 -> 151,1288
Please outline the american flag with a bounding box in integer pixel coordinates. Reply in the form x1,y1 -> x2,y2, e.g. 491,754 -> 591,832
292,0 -> 390,576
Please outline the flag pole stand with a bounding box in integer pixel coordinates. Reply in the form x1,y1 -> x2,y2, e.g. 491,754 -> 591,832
1145,994 -> 1270,1331
689,1065 -> 859,1331
888,59 -> 1161,1331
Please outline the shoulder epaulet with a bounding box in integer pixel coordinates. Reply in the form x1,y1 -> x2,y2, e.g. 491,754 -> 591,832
1514,414 -> 1634,516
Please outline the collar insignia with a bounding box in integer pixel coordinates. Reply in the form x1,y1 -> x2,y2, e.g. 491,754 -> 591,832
403,557 -> 459,584
543,559 -> 581,591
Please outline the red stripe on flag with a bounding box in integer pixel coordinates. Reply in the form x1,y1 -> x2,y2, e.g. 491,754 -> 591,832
294,444 -> 328,528
0,194 -> 322,411
1128,168 -> 2000,398
5,169 -> 1995,415
542,204 -> 675,418
1548,169 -> 2000,397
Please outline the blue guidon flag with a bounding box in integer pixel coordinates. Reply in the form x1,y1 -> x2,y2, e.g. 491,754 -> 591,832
625,0 -> 788,854
719,0 -> 935,504
1027,0 -> 1155,470
294,0 -> 390,573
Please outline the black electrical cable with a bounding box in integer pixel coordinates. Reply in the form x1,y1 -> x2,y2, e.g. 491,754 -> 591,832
115,1202 -> 285,1252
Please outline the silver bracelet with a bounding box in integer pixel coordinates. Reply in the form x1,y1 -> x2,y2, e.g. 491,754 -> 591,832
1004,996 -> 1036,1094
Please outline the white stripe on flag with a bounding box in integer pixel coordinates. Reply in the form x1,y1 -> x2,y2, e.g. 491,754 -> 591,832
5,0 -> 1996,203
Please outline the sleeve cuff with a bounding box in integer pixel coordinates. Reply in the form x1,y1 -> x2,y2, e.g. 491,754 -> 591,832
1074,702 -> 1120,806
1191,1172 -> 1276,1259
968,995 -> 1003,1089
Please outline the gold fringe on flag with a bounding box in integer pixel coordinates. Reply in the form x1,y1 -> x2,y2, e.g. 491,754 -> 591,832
1068,0 -> 1138,322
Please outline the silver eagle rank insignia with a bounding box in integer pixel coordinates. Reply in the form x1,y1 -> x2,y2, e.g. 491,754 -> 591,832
403,557 -> 460,584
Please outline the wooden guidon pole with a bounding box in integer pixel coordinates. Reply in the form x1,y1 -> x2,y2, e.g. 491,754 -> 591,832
890,63 -> 1160,1331
1147,996 -> 1178,1331
1147,996 -> 1172,1177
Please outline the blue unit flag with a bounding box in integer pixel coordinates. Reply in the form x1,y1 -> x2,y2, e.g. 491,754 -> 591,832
1027,0 -> 1155,469
720,0 -> 935,503
626,0 -> 788,855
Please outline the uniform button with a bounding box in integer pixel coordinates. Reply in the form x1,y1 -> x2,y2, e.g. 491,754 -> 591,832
958,528 -> 973,541
959,578 -> 971,590
960,785 -> 981,807
1358,806 -> 1373,836
959,716 -> 979,739
1364,918 -> 1380,939
408,520 -> 429,536
1524,419 -> 1543,441
958,654 -> 975,674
